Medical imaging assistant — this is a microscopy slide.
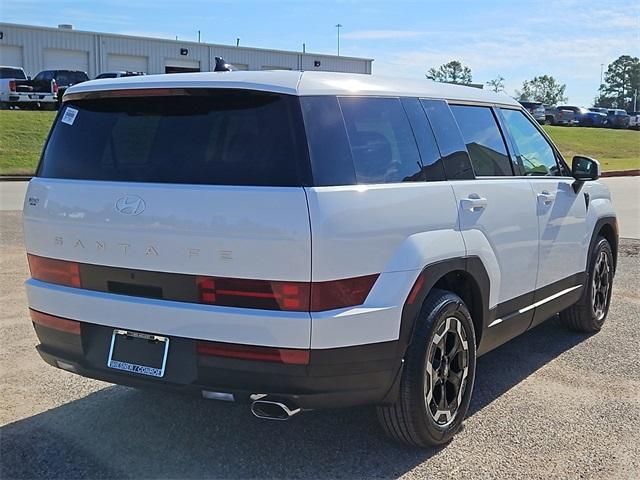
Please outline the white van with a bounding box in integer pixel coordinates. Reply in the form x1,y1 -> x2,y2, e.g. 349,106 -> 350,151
23,71 -> 618,447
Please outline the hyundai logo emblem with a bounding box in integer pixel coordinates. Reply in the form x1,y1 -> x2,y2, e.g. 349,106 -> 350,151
115,195 -> 146,215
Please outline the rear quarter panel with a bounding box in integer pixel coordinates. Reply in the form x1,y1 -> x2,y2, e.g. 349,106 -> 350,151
305,182 -> 465,348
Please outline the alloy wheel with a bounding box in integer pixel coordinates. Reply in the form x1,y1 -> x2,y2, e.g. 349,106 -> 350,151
424,316 -> 469,427
592,250 -> 611,320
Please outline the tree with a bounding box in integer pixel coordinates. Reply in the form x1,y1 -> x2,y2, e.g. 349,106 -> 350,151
594,55 -> 640,110
426,60 -> 472,84
486,76 -> 505,93
516,75 -> 567,105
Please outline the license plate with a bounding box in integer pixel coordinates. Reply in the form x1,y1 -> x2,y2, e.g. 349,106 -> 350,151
107,329 -> 169,378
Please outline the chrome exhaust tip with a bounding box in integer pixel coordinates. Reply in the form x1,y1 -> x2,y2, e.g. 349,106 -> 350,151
251,399 -> 300,420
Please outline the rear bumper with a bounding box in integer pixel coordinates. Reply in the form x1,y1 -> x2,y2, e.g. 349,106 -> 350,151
32,320 -> 403,410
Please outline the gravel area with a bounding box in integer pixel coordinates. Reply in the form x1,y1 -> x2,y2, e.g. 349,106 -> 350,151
1,210 -> 638,479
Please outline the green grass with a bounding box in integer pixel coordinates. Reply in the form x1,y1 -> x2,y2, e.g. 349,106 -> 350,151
543,125 -> 640,171
0,110 -> 638,175
0,111 -> 56,175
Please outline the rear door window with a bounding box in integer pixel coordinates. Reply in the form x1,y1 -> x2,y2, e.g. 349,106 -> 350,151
38,90 -> 308,186
338,97 -> 423,184
450,105 -> 512,176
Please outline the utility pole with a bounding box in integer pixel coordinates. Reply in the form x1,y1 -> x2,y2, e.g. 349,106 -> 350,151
198,30 -> 201,43
600,63 -> 604,88
335,24 -> 342,56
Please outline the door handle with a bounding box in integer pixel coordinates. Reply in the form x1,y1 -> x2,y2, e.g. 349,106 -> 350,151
537,190 -> 556,206
460,195 -> 488,212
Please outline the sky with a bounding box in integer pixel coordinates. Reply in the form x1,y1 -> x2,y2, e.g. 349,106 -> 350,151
2,0 -> 639,105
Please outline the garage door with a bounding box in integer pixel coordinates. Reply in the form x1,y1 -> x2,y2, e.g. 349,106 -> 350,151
0,45 -> 23,67
164,58 -> 200,73
106,54 -> 148,73
43,49 -> 89,73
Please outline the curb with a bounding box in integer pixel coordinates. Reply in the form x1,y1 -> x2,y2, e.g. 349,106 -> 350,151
601,169 -> 639,177
0,176 -> 33,181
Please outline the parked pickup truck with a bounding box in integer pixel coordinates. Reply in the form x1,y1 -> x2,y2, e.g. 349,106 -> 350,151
32,70 -> 89,108
606,109 -> 630,129
544,104 -> 577,126
557,105 -> 607,127
0,66 -> 57,110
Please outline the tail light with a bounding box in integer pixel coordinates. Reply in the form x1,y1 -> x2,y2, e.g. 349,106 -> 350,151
27,254 -> 378,313
196,274 -> 378,312
196,340 -> 309,365
51,79 -> 58,94
27,254 -> 81,288
310,274 -> 378,311
9,80 -> 16,92
196,276 -> 310,311
30,309 -> 81,334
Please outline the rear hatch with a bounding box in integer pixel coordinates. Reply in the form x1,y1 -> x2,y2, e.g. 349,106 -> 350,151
24,88 -> 312,344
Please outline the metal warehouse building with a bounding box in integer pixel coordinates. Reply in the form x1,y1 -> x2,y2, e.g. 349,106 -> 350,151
0,22 -> 373,78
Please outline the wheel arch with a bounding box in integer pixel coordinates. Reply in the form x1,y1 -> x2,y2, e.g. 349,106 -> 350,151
398,257 -> 490,356
590,216 -> 618,275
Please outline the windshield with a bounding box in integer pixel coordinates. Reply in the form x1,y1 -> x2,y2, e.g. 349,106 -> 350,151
0,67 -> 26,79
38,90 -> 307,186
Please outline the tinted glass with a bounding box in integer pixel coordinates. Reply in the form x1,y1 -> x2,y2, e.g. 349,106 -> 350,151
37,71 -> 54,82
96,73 -> 118,79
55,72 -> 73,86
400,97 -> 445,181
450,105 -> 512,176
339,97 -> 423,184
300,96 -> 356,186
0,68 -> 26,79
501,109 -> 560,176
420,99 -> 473,180
74,72 -> 89,83
39,91 -> 306,186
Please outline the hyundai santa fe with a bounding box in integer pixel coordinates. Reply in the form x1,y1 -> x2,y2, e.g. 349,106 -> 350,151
23,70 -> 618,447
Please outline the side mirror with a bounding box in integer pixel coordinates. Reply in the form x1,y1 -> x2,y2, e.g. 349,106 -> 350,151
572,156 -> 601,181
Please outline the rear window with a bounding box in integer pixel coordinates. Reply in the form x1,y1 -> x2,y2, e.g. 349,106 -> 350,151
0,67 -> 26,79
38,90 -> 308,186
56,71 -> 88,86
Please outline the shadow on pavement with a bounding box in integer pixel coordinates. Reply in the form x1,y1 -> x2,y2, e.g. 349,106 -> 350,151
0,317 -> 589,479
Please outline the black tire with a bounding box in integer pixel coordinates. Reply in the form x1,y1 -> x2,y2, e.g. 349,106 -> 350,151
377,289 -> 476,447
545,116 -> 554,125
560,236 -> 613,332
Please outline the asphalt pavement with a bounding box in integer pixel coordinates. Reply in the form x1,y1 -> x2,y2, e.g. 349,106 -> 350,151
1,207 -> 639,478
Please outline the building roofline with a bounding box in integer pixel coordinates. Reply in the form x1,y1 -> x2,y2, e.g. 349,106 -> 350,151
0,22 -> 374,63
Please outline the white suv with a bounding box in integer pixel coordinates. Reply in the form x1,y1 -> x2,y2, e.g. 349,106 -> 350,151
23,71 -> 618,447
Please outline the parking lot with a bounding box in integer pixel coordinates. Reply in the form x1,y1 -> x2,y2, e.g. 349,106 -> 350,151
0,186 -> 638,478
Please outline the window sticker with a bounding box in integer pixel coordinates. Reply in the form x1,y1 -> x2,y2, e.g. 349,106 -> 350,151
61,107 -> 78,125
